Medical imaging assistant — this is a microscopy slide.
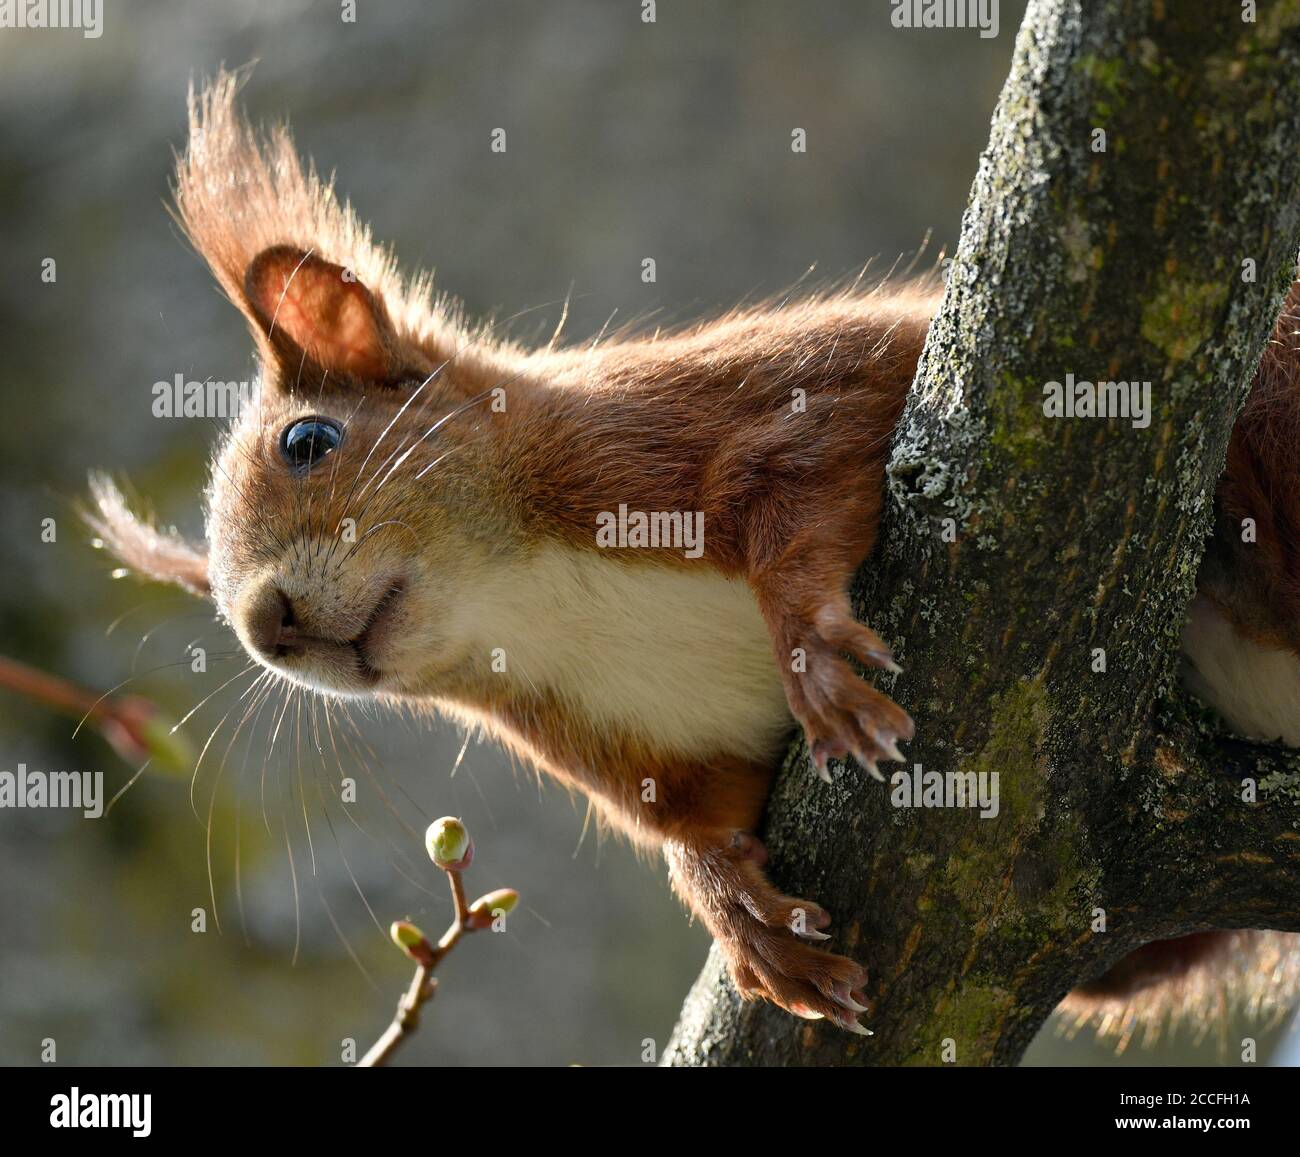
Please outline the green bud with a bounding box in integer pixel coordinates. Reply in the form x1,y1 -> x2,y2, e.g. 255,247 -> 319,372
103,697 -> 194,778
426,816 -> 473,871
389,920 -> 434,964
467,888 -> 519,930
135,712 -> 196,777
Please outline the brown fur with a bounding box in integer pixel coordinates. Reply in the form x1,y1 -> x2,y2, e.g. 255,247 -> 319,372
1057,931 -> 1300,1054
88,70 -> 1300,1042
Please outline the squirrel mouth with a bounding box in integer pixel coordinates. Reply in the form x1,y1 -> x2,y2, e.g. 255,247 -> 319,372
350,578 -> 407,684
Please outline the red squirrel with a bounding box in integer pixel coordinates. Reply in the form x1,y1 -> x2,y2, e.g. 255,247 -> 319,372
91,73 -> 1300,1040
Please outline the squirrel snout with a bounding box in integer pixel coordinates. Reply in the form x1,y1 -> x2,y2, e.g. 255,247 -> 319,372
240,582 -> 299,660
233,575 -> 407,691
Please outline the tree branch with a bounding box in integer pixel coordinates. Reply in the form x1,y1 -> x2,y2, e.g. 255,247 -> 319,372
1136,695 -> 1300,932
666,0 -> 1300,1067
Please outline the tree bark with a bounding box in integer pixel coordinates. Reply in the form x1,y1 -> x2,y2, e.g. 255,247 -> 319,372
665,0 -> 1300,1067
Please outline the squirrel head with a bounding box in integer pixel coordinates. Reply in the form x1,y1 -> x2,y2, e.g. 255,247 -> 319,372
89,70 -> 518,698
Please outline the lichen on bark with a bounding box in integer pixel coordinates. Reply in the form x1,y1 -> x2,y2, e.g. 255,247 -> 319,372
666,0 -> 1300,1068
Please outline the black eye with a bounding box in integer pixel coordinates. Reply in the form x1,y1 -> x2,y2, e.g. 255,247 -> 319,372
280,417 -> 343,471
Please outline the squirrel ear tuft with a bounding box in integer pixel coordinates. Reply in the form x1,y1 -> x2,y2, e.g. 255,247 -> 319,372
244,245 -> 401,385
84,475 -> 211,598
174,72 -> 441,390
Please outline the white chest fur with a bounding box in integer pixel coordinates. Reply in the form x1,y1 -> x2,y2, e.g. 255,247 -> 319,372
1181,595 -> 1300,745
456,545 -> 794,764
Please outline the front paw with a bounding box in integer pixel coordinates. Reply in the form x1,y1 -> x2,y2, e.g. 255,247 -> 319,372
783,604 -> 914,781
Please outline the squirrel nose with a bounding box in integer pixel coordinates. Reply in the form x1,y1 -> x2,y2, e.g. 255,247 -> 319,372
243,584 -> 299,659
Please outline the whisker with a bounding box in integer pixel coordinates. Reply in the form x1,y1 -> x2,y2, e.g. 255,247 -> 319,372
71,655 -> 246,741
293,688 -> 318,877
186,663 -> 262,825
173,661 -> 261,733
282,818 -> 302,967
320,299 -> 556,569
105,596 -> 191,638
313,868 -> 380,992
233,671 -> 279,946
262,676 -> 296,835
310,392 -> 368,565
336,380 -> 516,549
337,519 -> 420,565
132,619 -> 225,673
103,759 -> 152,817
202,670 -> 272,934
315,791 -> 386,941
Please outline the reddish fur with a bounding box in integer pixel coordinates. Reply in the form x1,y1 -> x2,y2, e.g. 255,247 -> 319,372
88,70 -> 1300,1037
244,247 -> 411,384
431,307 -> 926,1022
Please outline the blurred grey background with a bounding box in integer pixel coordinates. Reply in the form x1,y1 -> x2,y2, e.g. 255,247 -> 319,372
0,0 -> 1294,1066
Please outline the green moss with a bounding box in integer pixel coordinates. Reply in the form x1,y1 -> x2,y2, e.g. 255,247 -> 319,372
903,983 -> 1015,1067
988,374 -> 1050,478
906,852 -> 936,878
1141,280 -> 1229,362
973,677 -> 1051,818
1076,53 -> 1126,122
1240,0 -> 1300,52
935,679 -> 1050,905
939,677 -> 1099,946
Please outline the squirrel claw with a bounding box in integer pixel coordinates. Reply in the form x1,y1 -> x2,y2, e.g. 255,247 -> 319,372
852,749 -> 884,781
810,739 -> 850,781
864,648 -> 903,676
777,603 -> 915,786
832,981 -> 869,1013
880,737 -> 906,763
810,753 -> 833,783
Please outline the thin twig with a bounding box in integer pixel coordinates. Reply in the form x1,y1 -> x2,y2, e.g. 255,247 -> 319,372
0,654 -> 187,771
357,869 -> 470,1066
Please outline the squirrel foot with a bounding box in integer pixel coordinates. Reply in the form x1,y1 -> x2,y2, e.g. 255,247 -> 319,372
667,831 -> 872,1033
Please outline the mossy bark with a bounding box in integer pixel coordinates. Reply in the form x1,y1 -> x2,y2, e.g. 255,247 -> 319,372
666,0 -> 1300,1067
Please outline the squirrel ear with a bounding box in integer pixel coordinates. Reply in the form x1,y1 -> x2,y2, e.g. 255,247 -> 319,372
244,246 -> 405,385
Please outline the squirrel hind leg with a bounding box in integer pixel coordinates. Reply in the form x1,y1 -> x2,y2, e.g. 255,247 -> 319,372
664,829 -> 871,1032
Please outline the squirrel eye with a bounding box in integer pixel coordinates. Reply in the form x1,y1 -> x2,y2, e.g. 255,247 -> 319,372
280,417 -> 343,471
